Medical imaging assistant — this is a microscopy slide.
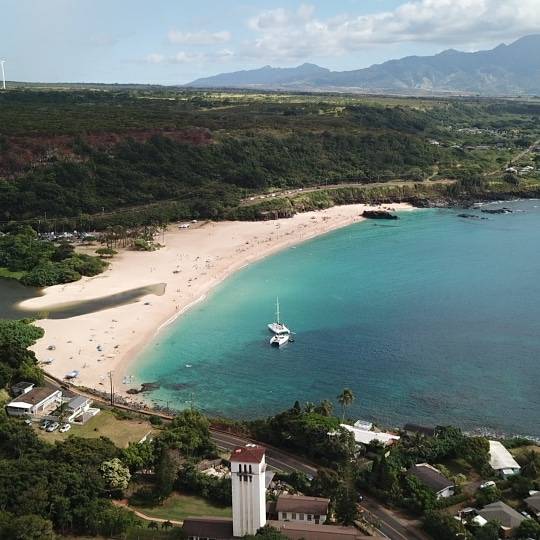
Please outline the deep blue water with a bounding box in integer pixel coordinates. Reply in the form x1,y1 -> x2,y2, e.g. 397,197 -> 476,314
134,201 -> 540,437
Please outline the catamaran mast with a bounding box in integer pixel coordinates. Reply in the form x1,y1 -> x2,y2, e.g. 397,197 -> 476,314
276,297 -> 280,324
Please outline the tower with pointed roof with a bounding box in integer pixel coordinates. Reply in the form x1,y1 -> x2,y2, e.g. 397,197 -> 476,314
230,444 -> 267,537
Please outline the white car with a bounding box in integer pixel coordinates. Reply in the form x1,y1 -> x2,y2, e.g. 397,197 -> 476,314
59,423 -> 71,433
480,481 -> 496,490
46,422 -> 60,432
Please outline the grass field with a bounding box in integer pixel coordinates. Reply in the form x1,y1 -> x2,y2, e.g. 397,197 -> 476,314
133,493 -> 232,522
37,409 -> 156,447
0,267 -> 24,280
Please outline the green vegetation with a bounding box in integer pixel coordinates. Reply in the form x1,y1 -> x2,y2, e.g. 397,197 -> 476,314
0,226 -> 107,286
133,493 -> 231,522
1,88 -> 539,232
38,409 -> 156,447
0,319 -> 44,387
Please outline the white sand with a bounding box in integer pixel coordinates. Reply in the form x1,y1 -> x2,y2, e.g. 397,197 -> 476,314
21,203 -> 413,395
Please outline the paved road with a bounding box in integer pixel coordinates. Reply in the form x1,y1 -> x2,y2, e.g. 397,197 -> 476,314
240,178 -> 454,207
210,430 -> 318,477
211,430 -> 430,540
360,496 -> 430,540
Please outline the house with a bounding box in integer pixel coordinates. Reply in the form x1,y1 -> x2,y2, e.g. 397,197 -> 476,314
65,395 -> 92,422
183,517 -> 233,540
489,441 -> 521,478
11,381 -> 35,396
525,492 -> 540,518
407,464 -> 455,499
353,419 -> 373,431
270,494 -> 330,525
5,385 -> 62,417
340,424 -> 400,447
183,444 -> 369,540
478,501 -> 524,538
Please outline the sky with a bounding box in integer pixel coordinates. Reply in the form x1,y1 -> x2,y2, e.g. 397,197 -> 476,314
2,0 -> 540,85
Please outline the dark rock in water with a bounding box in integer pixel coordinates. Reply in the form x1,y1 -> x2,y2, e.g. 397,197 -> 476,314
457,213 -> 488,220
481,207 -> 513,214
362,210 -> 399,220
126,388 -> 140,395
140,382 -> 160,392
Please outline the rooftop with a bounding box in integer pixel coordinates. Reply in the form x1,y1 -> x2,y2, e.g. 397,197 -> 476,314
407,463 -> 454,493
7,385 -> 60,407
340,424 -> 400,446
230,444 -> 266,464
275,494 -> 330,515
489,440 -> 521,471
67,395 -> 90,410
269,520 -> 370,540
182,517 -> 233,539
525,493 -> 540,513
478,501 -> 525,529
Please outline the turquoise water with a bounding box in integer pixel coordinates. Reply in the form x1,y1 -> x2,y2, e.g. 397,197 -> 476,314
135,201 -> 540,437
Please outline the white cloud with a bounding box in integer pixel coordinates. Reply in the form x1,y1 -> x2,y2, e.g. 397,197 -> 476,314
168,30 -> 231,46
144,53 -> 165,64
244,0 -> 540,61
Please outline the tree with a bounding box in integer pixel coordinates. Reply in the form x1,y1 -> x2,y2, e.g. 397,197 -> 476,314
154,450 -> 177,501
162,520 -> 173,529
424,511 -> 470,540
471,521 -> 500,540
99,458 -> 131,491
244,525 -> 289,539
517,519 -> 540,539
95,247 -> 118,258
334,484 -> 359,525
6,514 -> 56,540
520,450 -> 540,479
148,521 -> 159,530
315,399 -> 334,417
337,389 -> 355,421
121,440 -> 156,473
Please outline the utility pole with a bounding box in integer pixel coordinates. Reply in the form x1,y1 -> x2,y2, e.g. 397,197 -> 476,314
108,371 -> 114,405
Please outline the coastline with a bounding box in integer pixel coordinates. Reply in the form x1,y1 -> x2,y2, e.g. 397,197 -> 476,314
22,202 -> 414,399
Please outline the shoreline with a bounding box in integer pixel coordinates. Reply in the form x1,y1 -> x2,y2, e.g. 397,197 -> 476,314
22,202 -> 415,400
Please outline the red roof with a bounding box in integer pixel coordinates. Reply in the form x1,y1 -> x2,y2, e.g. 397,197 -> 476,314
230,444 -> 266,463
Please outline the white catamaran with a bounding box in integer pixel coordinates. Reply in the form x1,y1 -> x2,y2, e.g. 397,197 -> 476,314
267,297 -> 290,335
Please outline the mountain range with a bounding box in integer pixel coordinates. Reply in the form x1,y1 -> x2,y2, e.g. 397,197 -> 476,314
188,35 -> 540,96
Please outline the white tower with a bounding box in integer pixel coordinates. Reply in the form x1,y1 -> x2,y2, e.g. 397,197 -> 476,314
0,61 -> 5,90
230,444 -> 267,537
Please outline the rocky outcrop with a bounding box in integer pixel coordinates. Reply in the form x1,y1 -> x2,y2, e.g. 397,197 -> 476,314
362,210 -> 399,220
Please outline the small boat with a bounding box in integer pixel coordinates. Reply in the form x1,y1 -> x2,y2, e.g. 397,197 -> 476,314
268,297 -> 290,335
270,333 -> 290,347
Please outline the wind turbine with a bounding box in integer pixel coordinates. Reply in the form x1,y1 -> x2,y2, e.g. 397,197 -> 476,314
0,61 -> 5,90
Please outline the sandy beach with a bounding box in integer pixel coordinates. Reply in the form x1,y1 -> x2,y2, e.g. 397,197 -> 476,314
21,203 -> 413,397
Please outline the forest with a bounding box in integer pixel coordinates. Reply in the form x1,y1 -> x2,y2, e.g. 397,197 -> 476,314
1,88 -> 538,230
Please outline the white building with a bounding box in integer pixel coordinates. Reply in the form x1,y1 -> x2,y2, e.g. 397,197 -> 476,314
340,424 -> 400,446
5,386 -> 62,417
489,440 -> 521,478
274,494 -> 329,525
230,444 -> 267,537
65,396 -> 92,422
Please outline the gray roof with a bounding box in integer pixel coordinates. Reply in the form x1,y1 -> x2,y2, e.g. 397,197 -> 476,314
407,464 -> 454,493
276,494 -> 330,515
67,395 -> 90,410
525,493 -> 540,514
479,501 -> 525,529
182,517 -> 233,539
269,520 -> 370,539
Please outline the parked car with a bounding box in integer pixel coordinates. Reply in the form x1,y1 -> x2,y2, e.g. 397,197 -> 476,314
46,422 -> 59,432
59,423 -> 71,433
40,420 -> 50,430
24,419 -> 32,426
480,481 -> 496,489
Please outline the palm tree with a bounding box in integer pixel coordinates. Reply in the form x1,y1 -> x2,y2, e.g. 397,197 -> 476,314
315,399 -> 334,417
304,402 -> 316,413
337,389 -> 355,421
161,520 -> 173,529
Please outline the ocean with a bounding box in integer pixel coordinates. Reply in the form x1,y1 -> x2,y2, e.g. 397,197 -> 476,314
134,200 -> 540,437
